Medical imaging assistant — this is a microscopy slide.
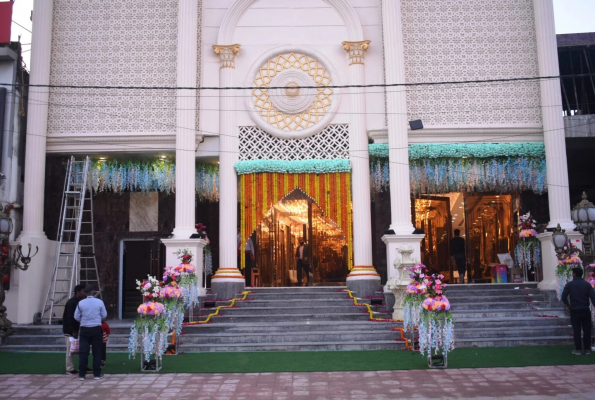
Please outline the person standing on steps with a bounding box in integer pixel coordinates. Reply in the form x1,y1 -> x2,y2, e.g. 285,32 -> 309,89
75,284 -> 107,380
238,228 -> 256,287
450,229 -> 466,284
296,239 -> 310,286
62,284 -> 86,375
562,267 -> 595,355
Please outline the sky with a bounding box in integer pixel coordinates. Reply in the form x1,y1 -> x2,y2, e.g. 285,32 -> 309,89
7,0 -> 595,69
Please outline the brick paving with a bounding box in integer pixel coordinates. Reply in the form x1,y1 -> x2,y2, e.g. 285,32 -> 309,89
0,365 -> 593,399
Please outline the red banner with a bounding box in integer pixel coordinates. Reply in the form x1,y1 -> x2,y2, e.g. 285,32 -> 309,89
0,1 -> 13,44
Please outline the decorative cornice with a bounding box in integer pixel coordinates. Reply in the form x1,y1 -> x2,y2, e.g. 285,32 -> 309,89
342,40 -> 371,65
46,133 -> 207,154
369,124 -> 544,144
212,44 -> 241,69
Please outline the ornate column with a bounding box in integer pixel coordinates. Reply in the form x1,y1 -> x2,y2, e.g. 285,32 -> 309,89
533,0 -> 574,230
22,0 -> 54,237
210,44 -> 245,299
162,1 -> 205,303
381,0 -> 424,306
342,41 -> 381,298
533,0 -> 577,290
172,0 -> 198,239
382,0 -> 414,235
16,0 -> 55,324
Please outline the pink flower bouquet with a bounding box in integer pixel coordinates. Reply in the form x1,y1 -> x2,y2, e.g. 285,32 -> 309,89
422,295 -> 450,311
137,301 -> 165,316
406,282 -> 427,294
519,229 -> 537,238
178,263 -> 196,274
160,285 -> 183,299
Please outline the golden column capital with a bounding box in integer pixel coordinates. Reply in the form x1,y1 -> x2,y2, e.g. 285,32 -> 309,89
341,40 -> 371,65
212,44 -> 241,69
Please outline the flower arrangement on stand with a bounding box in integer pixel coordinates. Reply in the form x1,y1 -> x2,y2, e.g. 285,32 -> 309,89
161,284 -> 184,336
587,265 -> 595,289
418,273 -> 454,368
555,240 -> 584,301
587,265 -> 595,324
128,278 -> 168,371
514,212 -> 541,281
136,275 -> 163,301
402,263 -> 428,331
160,283 -> 184,354
170,248 -> 199,309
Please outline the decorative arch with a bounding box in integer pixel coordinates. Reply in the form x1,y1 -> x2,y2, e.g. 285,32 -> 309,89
239,172 -> 353,270
217,0 -> 364,44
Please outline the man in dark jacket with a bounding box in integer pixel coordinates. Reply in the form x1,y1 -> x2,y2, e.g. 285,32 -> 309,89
450,229 -> 466,284
562,267 -> 595,355
63,284 -> 85,374
296,239 -> 311,286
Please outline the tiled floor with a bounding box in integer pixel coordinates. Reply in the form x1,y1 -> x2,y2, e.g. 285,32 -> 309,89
0,365 -> 593,399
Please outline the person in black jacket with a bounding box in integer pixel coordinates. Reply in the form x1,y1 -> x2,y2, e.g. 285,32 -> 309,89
562,267 -> 595,355
450,229 -> 466,284
63,284 -> 86,374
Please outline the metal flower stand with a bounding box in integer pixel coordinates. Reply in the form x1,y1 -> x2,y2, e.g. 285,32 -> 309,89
428,352 -> 448,369
139,350 -> 162,372
516,237 -> 541,282
165,331 -> 180,356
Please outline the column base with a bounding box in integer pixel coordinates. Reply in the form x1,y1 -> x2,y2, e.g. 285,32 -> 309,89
346,266 -> 381,298
161,238 -> 207,297
537,231 -> 583,291
210,268 -> 245,300
381,234 -> 425,283
383,291 -> 395,313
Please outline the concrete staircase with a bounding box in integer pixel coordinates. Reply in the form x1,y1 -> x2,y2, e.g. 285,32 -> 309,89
447,283 -> 573,347
1,287 -> 408,352
0,283 -> 573,352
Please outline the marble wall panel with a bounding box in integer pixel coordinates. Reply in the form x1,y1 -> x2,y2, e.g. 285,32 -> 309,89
129,192 -> 158,232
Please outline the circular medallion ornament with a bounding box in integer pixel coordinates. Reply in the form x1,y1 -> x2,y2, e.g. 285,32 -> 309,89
247,46 -> 340,139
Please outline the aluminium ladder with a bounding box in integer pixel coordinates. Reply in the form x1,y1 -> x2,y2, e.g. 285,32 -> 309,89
41,156 -> 102,324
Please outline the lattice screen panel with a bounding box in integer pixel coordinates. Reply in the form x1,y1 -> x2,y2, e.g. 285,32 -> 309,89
401,0 -> 542,126
239,125 -> 349,161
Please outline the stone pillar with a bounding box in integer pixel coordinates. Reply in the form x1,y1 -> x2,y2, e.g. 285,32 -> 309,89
537,232 -> 583,291
533,0 -> 574,230
16,0 -> 55,324
341,41 -> 380,298
161,238 -> 208,297
380,0 -> 425,297
381,0 -> 414,236
533,0 -> 577,289
382,235 -> 424,318
172,0 -> 198,239
22,0 -> 54,237
210,44 -> 245,300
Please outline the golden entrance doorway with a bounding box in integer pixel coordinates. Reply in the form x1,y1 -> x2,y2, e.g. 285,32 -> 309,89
253,189 -> 348,287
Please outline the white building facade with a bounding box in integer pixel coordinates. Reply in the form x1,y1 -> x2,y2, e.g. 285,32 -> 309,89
10,0 -> 576,322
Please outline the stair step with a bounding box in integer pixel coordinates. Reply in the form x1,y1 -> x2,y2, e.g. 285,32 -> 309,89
4,285 -> 570,352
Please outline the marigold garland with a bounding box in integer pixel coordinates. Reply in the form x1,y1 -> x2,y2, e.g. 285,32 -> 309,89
343,289 -> 413,350
239,172 -> 353,270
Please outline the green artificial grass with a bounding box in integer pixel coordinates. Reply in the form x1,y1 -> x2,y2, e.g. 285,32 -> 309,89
0,346 -> 593,374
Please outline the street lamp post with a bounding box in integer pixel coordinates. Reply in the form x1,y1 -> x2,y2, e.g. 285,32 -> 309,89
0,204 -> 39,338
551,223 -> 569,261
571,192 -> 595,258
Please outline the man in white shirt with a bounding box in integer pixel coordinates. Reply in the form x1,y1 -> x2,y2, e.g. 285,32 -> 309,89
74,284 -> 107,381
295,239 -> 310,286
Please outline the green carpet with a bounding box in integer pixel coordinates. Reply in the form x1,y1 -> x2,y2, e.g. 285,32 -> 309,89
0,346 -> 593,374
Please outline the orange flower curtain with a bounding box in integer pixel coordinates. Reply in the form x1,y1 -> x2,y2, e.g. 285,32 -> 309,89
239,172 -> 353,270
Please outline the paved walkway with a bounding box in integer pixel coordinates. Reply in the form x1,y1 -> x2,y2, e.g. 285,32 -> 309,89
0,365 -> 593,399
